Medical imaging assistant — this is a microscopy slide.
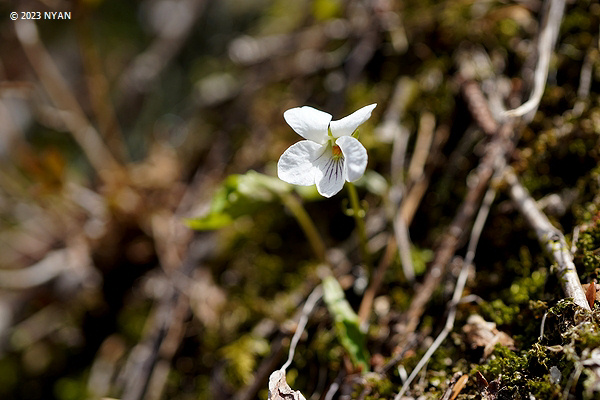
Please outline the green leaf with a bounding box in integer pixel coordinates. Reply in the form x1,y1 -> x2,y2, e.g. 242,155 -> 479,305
186,170 -> 291,230
322,276 -> 370,372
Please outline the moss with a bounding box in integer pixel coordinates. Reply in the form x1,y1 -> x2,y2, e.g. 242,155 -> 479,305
576,220 -> 600,252
220,335 -> 270,387
529,300 -> 549,318
481,298 -> 521,326
473,344 -> 562,399
481,262 -> 547,325
527,378 -> 562,399
469,296 -> 600,399
475,345 -> 527,384
574,214 -> 600,281
363,373 -> 396,398
507,269 -> 548,305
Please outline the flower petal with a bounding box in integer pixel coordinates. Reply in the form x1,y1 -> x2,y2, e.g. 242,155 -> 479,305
329,103 -> 377,138
314,148 -> 346,197
283,106 -> 332,144
277,140 -> 324,186
336,136 -> 367,182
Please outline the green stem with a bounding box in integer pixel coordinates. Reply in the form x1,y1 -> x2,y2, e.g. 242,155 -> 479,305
347,182 -> 370,267
280,193 -> 327,262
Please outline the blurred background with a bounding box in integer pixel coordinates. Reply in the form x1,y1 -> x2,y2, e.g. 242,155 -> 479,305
0,0 -> 599,399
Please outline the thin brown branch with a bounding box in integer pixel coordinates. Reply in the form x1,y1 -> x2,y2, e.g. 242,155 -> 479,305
14,20 -> 121,175
461,80 -> 499,136
407,112 -> 436,184
400,121 -> 514,338
395,176 -> 498,399
394,215 -> 415,283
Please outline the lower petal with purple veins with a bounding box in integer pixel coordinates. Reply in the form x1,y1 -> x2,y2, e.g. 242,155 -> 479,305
314,150 -> 346,197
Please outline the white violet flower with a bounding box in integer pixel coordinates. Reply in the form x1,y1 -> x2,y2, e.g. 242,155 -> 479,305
277,103 -> 377,198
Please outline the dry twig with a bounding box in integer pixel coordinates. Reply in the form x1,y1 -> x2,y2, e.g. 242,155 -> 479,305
504,168 -> 590,311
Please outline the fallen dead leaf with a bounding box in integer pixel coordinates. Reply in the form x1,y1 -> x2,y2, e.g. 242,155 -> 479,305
463,314 -> 515,359
584,281 -> 597,309
268,370 -> 306,400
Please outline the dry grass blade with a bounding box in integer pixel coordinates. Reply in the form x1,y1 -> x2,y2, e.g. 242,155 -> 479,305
503,0 -> 566,119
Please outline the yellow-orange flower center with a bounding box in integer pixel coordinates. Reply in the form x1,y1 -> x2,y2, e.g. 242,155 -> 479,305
332,145 -> 342,158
